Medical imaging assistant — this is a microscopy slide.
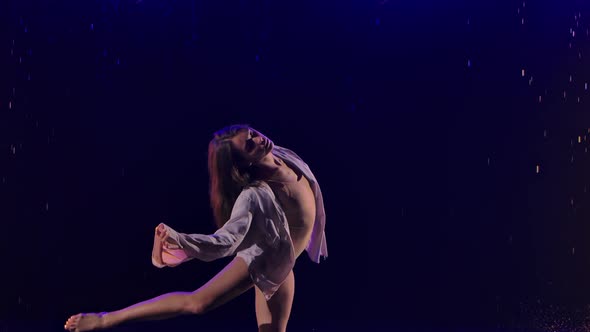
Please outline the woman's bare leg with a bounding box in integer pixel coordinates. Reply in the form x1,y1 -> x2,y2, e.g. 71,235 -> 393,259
64,257 -> 253,332
255,270 -> 295,332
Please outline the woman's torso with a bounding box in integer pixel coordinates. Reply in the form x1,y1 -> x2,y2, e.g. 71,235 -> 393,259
266,158 -> 316,258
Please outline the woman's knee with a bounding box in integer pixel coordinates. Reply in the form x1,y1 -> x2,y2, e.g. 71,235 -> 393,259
183,294 -> 212,315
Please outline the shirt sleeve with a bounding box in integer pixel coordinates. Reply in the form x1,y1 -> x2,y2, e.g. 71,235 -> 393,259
153,189 -> 256,267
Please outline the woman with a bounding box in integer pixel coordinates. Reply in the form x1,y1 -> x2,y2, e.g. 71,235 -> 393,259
64,124 -> 327,332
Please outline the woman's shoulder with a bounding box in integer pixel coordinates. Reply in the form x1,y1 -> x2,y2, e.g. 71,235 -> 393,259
240,181 -> 270,198
244,180 -> 265,189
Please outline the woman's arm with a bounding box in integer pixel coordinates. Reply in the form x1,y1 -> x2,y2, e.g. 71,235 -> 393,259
152,190 -> 256,267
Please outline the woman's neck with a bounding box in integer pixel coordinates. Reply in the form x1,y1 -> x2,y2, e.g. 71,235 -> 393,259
251,153 -> 282,181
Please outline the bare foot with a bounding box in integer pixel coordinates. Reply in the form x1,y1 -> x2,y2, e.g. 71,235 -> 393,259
64,312 -> 107,331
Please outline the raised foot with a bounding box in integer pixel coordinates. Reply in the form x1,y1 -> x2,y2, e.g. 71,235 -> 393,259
64,312 -> 107,331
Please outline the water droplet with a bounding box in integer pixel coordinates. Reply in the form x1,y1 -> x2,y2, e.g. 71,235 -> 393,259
521,18 -> 525,25
521,69 -> 526,77
572,247 -> 575,255
45,202 -> 49,211
487,157 -> 491,166
569,75 -> 573,82
8,101 -> 12,109
467,59 -> 471,68
538,95 -> 542,103
536,165 -> 540,173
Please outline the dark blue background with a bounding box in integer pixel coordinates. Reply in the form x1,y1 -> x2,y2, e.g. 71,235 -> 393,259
3,0 -> 590,331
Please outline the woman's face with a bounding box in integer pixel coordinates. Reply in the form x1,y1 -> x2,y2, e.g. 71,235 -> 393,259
229,128 -> 274,165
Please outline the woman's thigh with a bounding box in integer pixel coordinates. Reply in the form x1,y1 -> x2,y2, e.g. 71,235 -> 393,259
255,270 -> 295,332
189,256 -> 254,313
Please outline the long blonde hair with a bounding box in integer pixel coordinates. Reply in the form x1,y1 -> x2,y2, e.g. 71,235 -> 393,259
208,124 -> 256,228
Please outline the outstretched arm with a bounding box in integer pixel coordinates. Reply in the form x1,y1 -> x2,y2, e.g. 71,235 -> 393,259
152,190 -> 256,267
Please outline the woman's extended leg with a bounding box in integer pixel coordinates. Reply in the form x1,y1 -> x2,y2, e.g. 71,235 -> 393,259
255,270 -> 295,332
64,257 -> 253,332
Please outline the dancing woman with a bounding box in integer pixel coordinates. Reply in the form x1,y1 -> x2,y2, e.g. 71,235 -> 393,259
64,124 -> 327,332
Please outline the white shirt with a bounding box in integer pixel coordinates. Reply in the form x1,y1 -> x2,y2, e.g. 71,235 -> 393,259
152,146 -> 327,300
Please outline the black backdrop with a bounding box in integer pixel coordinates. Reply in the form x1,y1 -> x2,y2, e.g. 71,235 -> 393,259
4,0 -> 590,331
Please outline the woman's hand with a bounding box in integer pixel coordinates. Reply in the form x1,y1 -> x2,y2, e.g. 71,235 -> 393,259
152,223 -> 188,267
